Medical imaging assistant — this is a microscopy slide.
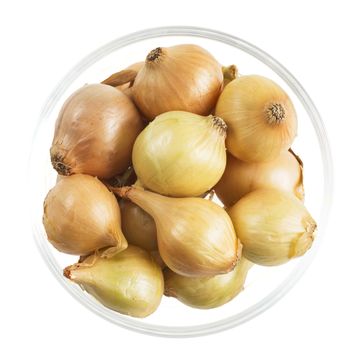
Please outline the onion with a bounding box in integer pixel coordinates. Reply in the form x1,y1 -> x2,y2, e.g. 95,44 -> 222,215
132,44 -> 223,120
227,189 -> 316,266
50,84 -> 144,179
43,174 -> 127,257
132,111 -> 227,197
64,246 -> 164,318
113,186 -> 242,277
119,199 -> 157,252
164,257 -> 252,309
215,75 -> 297,162
215,150 -> 304,207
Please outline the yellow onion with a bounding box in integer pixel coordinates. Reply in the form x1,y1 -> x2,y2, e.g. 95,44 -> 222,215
43,174 -> 127,257
132,44 -> 223,120
119,199 -> 157,251
64,245 -> 164,318
164,257 -> 252,309
132,111 -> 227,197
50,84 -> 144,179
227,189 -> 316,266
215,150 -> 304,207
215,75 -> 297,162
112,186 -> 242,277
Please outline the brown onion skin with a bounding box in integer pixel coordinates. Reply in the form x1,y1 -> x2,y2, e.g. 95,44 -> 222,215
119,199 -> 158,252
215,150 -> 304,207
50,84 -> 144,179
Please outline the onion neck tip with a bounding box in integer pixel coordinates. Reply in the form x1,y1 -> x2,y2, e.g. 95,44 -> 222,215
306,221 -> 317,237
211,115 -> 227,135
109,185 -> 133,198
51,154 -> 72,176
265,103 -> 286,125
222,64 -> 238,83
146,47 -> 163,62
63,267 -> 72,279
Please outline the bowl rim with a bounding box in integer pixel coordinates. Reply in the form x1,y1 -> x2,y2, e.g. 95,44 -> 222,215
30,26 -> 333,337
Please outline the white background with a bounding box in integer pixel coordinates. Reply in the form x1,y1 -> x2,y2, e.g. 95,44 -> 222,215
1,0 -> 349,348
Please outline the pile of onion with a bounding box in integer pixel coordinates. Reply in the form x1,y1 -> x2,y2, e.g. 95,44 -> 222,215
41,42 -> 317,319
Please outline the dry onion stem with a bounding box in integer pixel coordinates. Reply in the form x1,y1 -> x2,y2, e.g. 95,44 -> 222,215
222,64 -> 238,87
101,69 -> 138,87
102,62 -> 144,99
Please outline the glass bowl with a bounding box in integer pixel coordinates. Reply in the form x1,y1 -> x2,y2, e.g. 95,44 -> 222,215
29,26 -> 333,337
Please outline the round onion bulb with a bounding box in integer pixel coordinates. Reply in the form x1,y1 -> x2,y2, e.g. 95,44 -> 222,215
164,257 -> 253,309
43,174 -> 127,257
132,44 -> 223,120
227,189 -> 316,266
64,246 -> 164,318
119,199 -> 157,252
50,84 -> 144,179
132,111 -> 227,197
215,75 -> 297,162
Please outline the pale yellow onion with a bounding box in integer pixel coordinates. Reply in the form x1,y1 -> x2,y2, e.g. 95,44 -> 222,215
50,84 -> 144,179
132,111 -> 227,197
132,44 -> 223,120
227,189 -> 316,266
215,150 -> 304,207
119,199 -> 157,251
64,245 -> 164,318
112,186 -> 242,277
43,174 -> 127,257
164,257 -> 253,309
215,75 -> 297,162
